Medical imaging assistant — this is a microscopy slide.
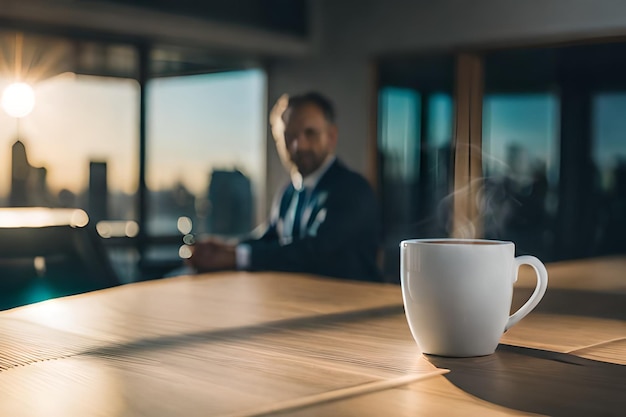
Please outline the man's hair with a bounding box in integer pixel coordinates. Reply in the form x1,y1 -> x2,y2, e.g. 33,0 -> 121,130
287,92 -> 336,124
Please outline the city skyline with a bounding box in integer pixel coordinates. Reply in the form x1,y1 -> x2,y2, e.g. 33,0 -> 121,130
5,137 -> 256,236
0,69 -> 266,199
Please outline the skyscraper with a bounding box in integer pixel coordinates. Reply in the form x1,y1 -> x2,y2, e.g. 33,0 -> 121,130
88,161 -> 108,222
206,169 -> 253,237
9,140 -> 49,207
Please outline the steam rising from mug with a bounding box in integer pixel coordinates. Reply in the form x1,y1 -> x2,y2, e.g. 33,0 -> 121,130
427,144 -> 548,242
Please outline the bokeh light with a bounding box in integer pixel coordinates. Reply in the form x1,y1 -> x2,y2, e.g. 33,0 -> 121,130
177,216 -> 193,235
178,244 -> 193,259
96,220 -> 139,238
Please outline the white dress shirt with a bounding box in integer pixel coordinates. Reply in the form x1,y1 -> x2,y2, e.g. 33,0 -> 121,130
235,155 -> 336,270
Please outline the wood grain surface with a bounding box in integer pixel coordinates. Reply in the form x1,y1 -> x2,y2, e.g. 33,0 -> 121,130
0,258 -> 624,416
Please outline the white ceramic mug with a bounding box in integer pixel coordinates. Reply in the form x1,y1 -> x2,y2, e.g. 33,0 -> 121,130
400,239 -> 548,357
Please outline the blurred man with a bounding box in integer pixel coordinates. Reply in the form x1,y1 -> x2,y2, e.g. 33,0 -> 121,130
188,92 -> 382,282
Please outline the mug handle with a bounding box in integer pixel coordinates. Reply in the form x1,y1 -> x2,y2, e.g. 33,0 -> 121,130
505,255 -> 548,331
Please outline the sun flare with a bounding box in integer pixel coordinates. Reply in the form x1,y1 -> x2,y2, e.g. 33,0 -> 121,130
1,81 -> 35,118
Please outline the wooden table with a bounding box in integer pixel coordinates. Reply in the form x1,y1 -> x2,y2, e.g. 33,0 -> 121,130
0,257 -> 624,416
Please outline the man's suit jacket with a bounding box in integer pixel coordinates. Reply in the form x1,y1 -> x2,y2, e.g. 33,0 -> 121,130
244,159 -> 382,282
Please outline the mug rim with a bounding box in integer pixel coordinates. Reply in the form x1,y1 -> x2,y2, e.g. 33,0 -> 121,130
400,238 -> 513,247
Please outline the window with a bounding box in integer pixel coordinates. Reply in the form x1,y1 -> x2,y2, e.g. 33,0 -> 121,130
482,93 -> 559,258
591,93 -> 626,253
0,74 -> 139,219
380,43 -> 626,266
379,87 -> 420,182
144,69 -> 266,265
0,29 -> 270,284
377,54 -> 455,281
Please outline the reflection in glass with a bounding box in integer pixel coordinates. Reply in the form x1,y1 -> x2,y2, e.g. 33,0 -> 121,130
592,93 -> 626,253
379,87 -> 420,181
378,87 -> 454,282
378,87 -> 420,250
482,94 -> 559,259
424,93 -> 453,227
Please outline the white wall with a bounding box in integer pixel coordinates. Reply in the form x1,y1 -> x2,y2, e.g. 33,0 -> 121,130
264,0 -> 626,208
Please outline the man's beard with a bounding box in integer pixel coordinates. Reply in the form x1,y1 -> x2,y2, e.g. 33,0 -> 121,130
292,152 -> 324,177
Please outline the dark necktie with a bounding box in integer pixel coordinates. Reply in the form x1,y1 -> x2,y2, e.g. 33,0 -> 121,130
292,188 -> 307,239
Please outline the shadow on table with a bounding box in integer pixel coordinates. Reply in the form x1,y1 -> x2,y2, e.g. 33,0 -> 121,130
512,287 -> 626,321
427,344 -> 626,417
83,305 -> 405,357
